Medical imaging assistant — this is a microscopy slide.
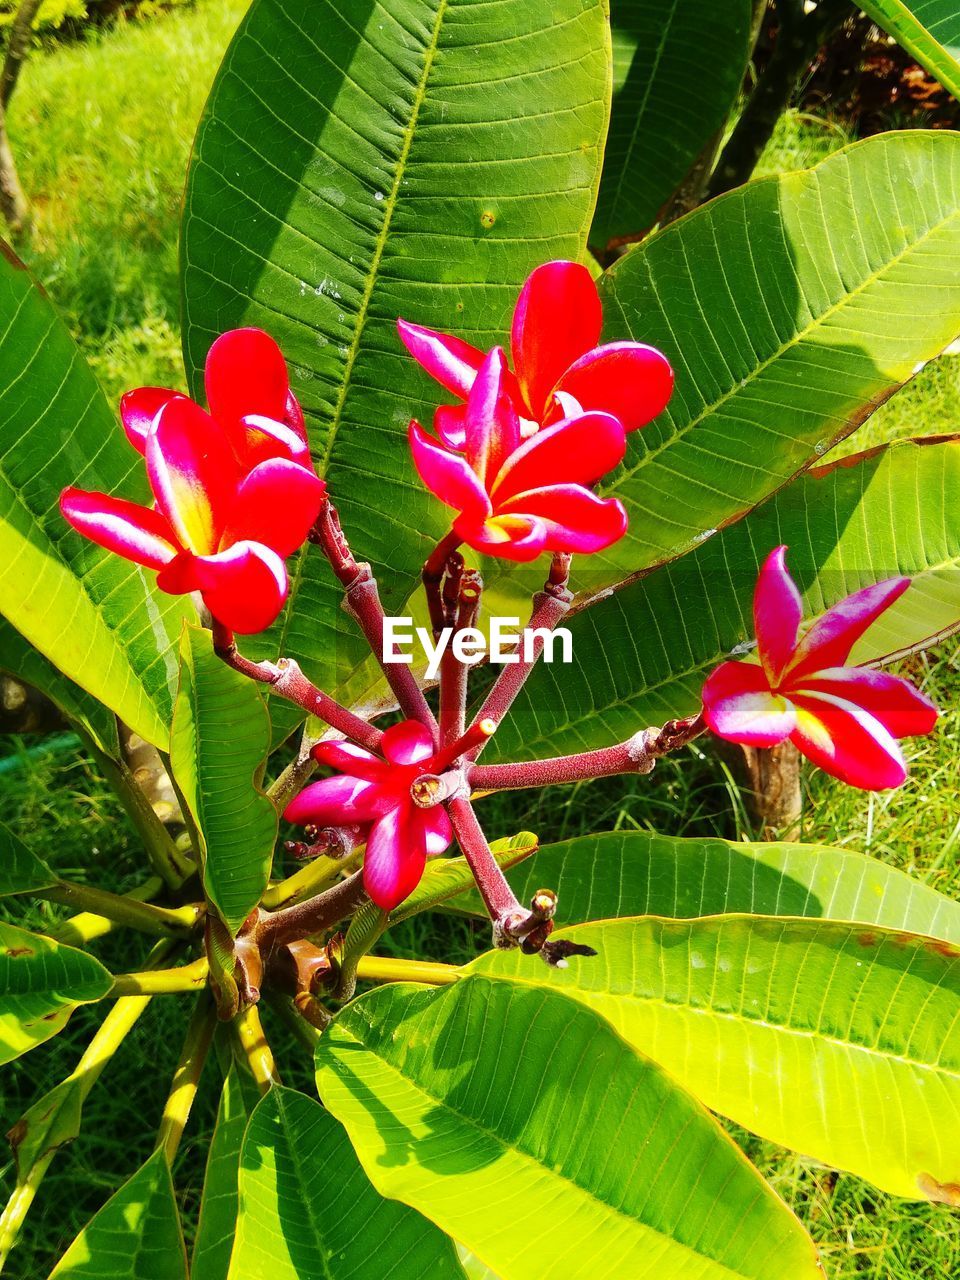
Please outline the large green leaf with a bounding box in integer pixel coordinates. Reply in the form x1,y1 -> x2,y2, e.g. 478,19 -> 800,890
0,251 -> 189,747
0,618 -> 119,758
228,1086 -> 464,1279
0,821 -> 56,898
587,131 -> 960,582
180,0 -> 611,703
473,919 -> 960,1201
490,436 -> 960,759
49,1149 -> 188,1279
0,921 -> 112,1065
860,1 -> 960,100
591,0 -> 753,247
191,1068 -> 253,1280
450,830 -> 960,939
316,977 -> 821,1280
170,626 -> 277,934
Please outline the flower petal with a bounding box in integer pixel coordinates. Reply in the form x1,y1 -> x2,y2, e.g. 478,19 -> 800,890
409,421 -> 491,517
797,667 -> 939,739
434,403 -> 468,450
204,328 -> 290,445
381,719 -> 435,766
754,546 -> 802,684
311,739 -> 389,783
60,488 -> 179,569
363,804 -> 427,911
191,540 -> 288,634
283,775 -> 383,826
284,390 -> 307,441
119,387 -> 175,453
787,578 -> 911,680
221,457 -> 326,556
490,410 -> 626,502
461,347 -> 522,489
147,397 -> 239,554
789,691 -> 908,790
417,803 -> 453,856
397,319 -> 486,398
552,341 -> 674,432
238,414 -> 312,467
498,485 -> 627,554
454,511 -> 548,562
510,261 -> 601,419
702,660 -> 796,747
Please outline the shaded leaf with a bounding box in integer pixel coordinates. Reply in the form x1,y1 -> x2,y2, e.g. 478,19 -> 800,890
591,0 -> 753,246
170,626 -> 277,934
180,0 -> 611,712
0,821 -> 56,898
0,250 -> 189,747
473,919 -> 960,1201
490,436 -> 960,759
316,977 -> 821,1280
228,1086 -> 463,1279
451,829 -> 960,940
192,1067 -> 252,1280
0,921 -> 112,1065
49,1149 -> 187,1278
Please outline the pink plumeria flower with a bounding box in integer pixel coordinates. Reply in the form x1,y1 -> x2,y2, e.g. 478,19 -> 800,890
408,346 -> 628,561
120,328 -> 311,469
284,721 -> 454,911
61,395 -> 326,634
702,546 -> 939,790
398,260 -> 673,444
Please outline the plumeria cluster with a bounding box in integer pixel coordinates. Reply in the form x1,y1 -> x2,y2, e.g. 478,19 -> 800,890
60,261 -> 940,1012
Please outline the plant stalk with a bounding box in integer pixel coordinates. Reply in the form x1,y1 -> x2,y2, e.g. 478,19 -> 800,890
257,869 -> 367,951
155,993 -> 216,1164
111,955 -> 209,997
355,955 -> 460,985
38,881 -> 201,938
233,1004 -> 280,1094
50,876 -> 165,947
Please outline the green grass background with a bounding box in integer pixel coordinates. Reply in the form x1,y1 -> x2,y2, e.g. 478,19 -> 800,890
1,4 -> 960,1276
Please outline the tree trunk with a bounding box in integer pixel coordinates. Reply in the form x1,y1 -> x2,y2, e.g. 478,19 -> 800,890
0,0 -> 43,236
736,740 -> 803,839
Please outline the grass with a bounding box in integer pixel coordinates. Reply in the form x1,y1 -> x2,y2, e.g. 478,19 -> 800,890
0,10 -> 958,1278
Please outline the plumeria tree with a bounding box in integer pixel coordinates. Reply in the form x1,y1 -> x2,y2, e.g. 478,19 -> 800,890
2,1 -> 960,1276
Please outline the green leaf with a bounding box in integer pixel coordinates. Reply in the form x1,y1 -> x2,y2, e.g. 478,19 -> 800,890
316,977 -> 821,1280
0,921 -> 112,1065
450,830 -> 960,940
472,919 -> 960,1202
0,821 -> 56,898
228,1086 -> 464,1280
0,618 -> 119,758
170,626 -> 277,934
180,0 -> 611,703
49,1149 -> 188,1279
860,1 -> 960,100
591,0 -> 753,246
490,435 -> 960,759
0,250 -> 190,748
590,131 -> 960,581
191,1067 -> 253,1280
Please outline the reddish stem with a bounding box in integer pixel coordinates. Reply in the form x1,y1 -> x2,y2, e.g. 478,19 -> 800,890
212,621 -> 382,753
423,529 -> 463,637
312,498 -> 437,734
445,797 -> 525,933
468,714 -> 706,792
256,868 -> 367,952
466,556 -> 573,762
439,569 -> 482,750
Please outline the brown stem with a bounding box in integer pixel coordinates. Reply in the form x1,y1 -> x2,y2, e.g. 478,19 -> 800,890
469,714 -> 706,792
212,621 -> 382,753
256,869 -> 367,952
445,797 -> 527,939
422,530 -> 463,637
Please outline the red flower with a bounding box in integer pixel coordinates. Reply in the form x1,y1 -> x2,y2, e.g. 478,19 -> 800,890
61,335 -> 326,633
284,721 -> 453,910
408,347 -> 628,561
120,328 -> 311,469
702,546 -> 938,790
398,260 -> 673,443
